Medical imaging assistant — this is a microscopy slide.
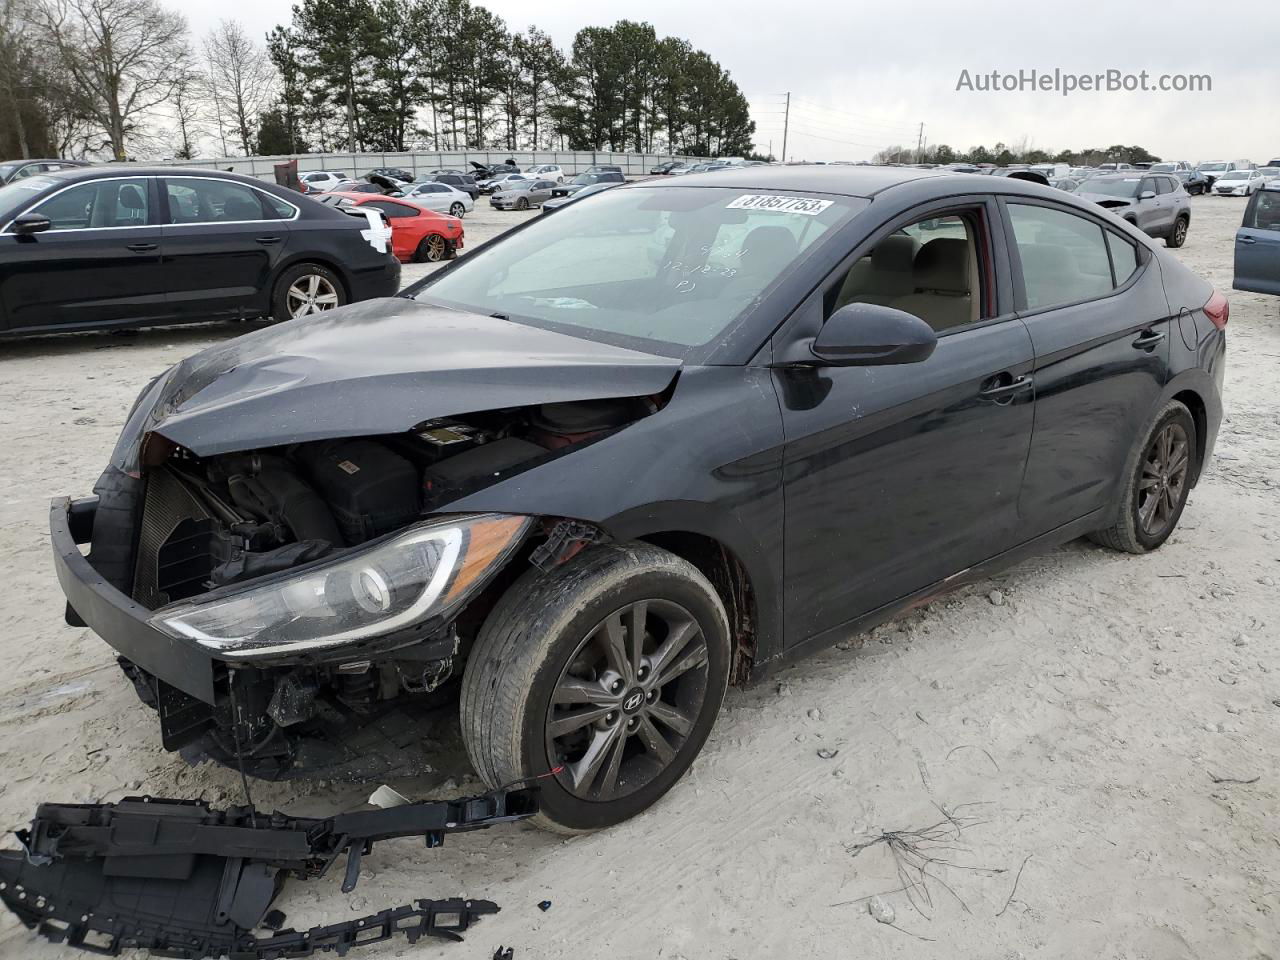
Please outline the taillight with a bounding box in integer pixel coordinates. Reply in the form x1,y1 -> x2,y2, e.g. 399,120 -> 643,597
1203,290 -> 1229,330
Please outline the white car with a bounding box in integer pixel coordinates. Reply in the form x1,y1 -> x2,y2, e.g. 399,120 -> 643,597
1214,169 -> 1265,196
397,181 -> 475,217
522,164 -> 564,183
299,171 -> 349,193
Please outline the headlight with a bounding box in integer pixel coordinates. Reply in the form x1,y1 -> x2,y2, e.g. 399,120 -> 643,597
150,513 -> 532,659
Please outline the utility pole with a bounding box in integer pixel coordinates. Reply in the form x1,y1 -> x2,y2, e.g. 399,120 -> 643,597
916,122 -> 924,162
781,92 -> 790,163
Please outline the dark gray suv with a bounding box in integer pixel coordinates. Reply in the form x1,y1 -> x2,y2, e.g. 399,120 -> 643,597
1077,173 -> 1192,247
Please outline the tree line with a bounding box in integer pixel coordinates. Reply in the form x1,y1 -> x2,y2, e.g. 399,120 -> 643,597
873,140 -> 1164,167
0,0 -> 756,161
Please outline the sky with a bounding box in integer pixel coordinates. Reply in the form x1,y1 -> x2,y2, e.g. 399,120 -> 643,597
171,0 -> 1277,164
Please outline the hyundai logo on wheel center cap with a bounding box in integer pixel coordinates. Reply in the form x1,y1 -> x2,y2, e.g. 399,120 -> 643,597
622,690 -> 645,713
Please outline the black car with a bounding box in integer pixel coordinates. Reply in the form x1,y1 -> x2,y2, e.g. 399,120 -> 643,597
0,158 -> 90,184
366,166 -> 414,182
541,180 -> 622,213
649,161 -> 685,175
548,170 -> 626,199
0,166 -> 400,337
470,160 -> 520,180
52,166 -> 1224,834
431,171 -> 480,199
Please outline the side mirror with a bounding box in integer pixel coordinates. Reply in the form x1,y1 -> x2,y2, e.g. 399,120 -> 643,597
12,212 -> 52,235
1139,190 -> 1156,200
810,302 -> 938,366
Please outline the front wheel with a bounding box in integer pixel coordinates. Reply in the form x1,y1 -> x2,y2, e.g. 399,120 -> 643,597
460,543 -> 731,834
1090,400 -> 1197,554
271,263 -> 345,320
449,202 -> 466,218
515,197 -> 529,211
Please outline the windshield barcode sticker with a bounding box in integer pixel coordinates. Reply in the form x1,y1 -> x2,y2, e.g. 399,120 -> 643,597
727,194 -> 833,215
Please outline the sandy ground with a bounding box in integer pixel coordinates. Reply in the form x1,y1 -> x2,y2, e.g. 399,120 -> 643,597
1,197 -> 1278,960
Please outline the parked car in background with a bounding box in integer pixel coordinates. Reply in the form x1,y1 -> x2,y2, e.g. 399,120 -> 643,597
585,165 -> 624,175
398,181 -> 474,217
1196,161 -> 1252,189
429,171 -> 480,199
0,166 -> 400,335
1150,162 -> 1192,174
299,170 -> 349,193
1096,162 -> 1134,172
53,166 -> 1225,833
650,161 -> 685,175
1051,177 -> 1081,192
522,164 -> 565,182
316,192 -> 463,262
0,158 -> 90,184
1233,185 -> 1280,295
1076,173 -> 1191,246
470,160 -> 520,180
490,178 -> 557,210
326,180 -> 385,195
549,170 -> 626,199
1257,166 -> 1280,181
540,180 -> 623,213
479,172 -> 529,195
1213,169 -> 1265,196
1171,169 -> 1209,195
367,167 -> 415,183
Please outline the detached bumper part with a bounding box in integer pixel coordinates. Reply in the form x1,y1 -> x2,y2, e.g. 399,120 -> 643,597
0,788 -> 537,958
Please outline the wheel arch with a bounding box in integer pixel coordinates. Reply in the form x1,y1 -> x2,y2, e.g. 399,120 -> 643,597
272,255 -> 353,303
1170,387 -> 1208,485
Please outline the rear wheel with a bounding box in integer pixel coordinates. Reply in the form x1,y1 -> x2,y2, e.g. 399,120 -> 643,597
271,263 -> 345,320
415,234 -> 450,262
449,202 -> 466,218
1090,400 -> 1197,554
1167,216 -> 1188,248
460,543 -> 731,834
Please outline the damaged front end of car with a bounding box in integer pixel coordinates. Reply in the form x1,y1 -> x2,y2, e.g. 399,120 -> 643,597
55,299 -> 680,781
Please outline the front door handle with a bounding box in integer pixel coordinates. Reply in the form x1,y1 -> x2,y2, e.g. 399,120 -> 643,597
1132,330 -> 1166,351
256,236 -> 282,245
1237,236 -> 1256,244
126,241 -> 157,252
978,373 -> 1033,403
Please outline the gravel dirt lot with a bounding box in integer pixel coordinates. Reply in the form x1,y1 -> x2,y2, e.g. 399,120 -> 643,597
1,196 -> 1277,959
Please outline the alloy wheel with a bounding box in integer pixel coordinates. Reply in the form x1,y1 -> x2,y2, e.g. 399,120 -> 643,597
546,599 -> 710,802
285,274 -> 339,318
1137,421 -> 1190,537
1173,219 -> 1187,245
450,202 -> 465,218
423,234 -> 447,261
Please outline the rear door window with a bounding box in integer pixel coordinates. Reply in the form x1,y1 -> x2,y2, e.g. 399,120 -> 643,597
165,179 -> 271,224
1106,230 -> 1141,284
1008,203 -> 1115,309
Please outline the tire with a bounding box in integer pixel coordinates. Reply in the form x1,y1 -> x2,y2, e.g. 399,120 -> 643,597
449,202 -> 466,218
415,234 -> 450,262
1090,400 -> 1197,554
271,263 -> 345,320
1167,216 -> 1189,248
460,543 -> 731,834
516,197 -> 529,211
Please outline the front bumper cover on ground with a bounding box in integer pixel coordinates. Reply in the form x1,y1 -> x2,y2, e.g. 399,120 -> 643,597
0,787 -> 537,958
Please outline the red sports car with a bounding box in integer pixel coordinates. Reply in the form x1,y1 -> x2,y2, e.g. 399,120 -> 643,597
317,192 -> 464,262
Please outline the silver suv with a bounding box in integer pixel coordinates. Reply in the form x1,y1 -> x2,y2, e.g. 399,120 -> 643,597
1077,173 -> 1192,247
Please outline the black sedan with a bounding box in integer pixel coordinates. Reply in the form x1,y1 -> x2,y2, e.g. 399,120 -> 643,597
0,166 -> 400,337
549,170 -> 626,200
52,166 -> 1224,834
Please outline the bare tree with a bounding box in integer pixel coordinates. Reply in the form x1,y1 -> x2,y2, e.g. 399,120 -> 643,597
35,0 -> 188,160
203,19 -> 274,156
170,66 -> 204,159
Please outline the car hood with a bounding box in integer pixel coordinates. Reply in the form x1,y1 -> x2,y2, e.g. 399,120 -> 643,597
123,298 -> 680,459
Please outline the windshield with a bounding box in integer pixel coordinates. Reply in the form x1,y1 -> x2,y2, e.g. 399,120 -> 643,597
1150,163 -> 1175,172
1199,163 -> 1228,172
1084,178 -> 1141,198
415,186 -> 864,356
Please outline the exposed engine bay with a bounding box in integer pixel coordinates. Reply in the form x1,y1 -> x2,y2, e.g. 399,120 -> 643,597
116,397 -> 653,779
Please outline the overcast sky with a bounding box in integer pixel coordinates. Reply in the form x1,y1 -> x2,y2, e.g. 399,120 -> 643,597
173,0 -> 1276,163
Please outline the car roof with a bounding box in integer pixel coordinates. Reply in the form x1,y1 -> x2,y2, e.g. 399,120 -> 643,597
31,164 -> 278,188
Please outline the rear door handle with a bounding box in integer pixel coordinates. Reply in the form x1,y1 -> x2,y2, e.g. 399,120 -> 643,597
256,236 -> 282,245
1132,330 -> 1166,350
126,241 -> 157,252
978,373 -> 1033,402
1237,236 -> 1256,244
